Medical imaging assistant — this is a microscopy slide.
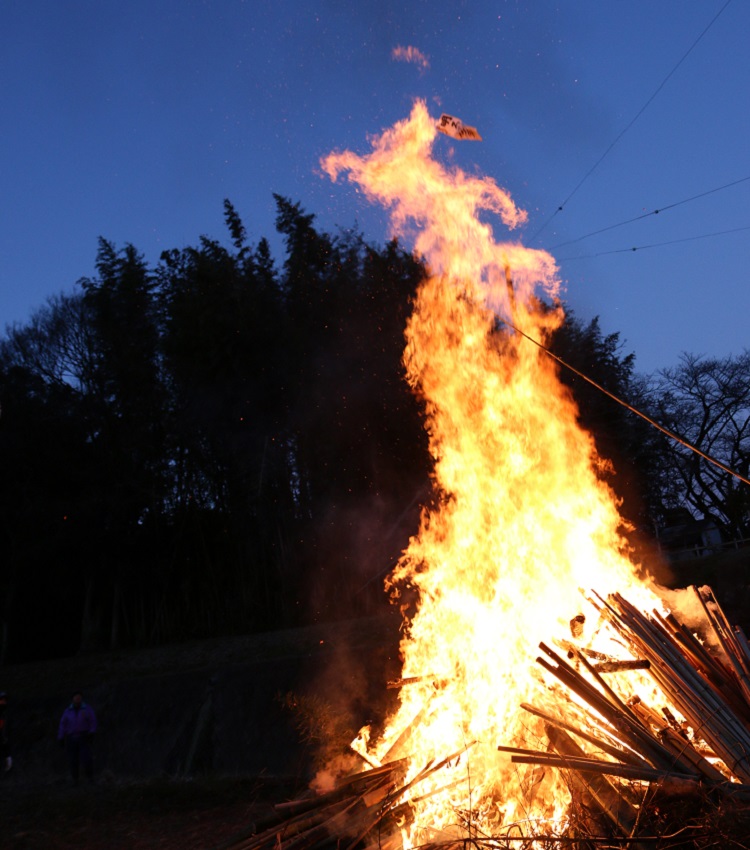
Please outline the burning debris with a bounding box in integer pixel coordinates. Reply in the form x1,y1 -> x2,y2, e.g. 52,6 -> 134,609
436,113 -> 482,141
219,103 -> 750,848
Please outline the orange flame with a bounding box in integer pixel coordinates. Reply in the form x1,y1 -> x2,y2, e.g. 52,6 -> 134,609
323,100 -> 661,842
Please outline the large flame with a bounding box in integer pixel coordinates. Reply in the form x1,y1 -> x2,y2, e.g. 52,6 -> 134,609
322,101 -> 661,841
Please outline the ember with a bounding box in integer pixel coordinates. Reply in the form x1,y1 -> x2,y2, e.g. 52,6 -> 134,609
222,103 -> 750,847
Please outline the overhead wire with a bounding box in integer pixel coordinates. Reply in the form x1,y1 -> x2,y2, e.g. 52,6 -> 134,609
498,316 -> 750,489
551,175 -> 750,250
528,0 -> 734,245
556,223 -> 750,260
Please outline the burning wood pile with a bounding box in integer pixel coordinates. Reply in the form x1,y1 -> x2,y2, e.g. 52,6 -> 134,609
220,584 -> 750,850
216,104 -> 750,849
501,584 -> 750,844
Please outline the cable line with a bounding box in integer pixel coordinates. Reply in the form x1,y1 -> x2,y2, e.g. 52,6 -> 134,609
557,224 -> 750,260
552,175 -> 750,250
529,0 -> 734,244
500,317 -> 750,489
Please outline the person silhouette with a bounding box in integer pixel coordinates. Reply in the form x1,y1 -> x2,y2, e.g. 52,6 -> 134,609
57,690 -> 97,782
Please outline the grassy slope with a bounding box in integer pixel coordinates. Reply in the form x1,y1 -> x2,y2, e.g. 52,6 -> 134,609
1,614 -> 401,701
0,613 -> 402,849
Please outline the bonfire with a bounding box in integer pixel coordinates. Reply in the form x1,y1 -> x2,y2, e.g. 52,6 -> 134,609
222,102 -> 750,850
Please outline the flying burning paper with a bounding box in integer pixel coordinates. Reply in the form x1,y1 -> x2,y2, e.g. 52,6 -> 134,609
437,112 -> 482,141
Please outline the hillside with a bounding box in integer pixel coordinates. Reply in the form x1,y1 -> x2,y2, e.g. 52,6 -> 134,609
0,613 -> 402,849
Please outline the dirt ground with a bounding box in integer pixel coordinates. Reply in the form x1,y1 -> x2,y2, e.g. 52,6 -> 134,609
0,775 -> 295,850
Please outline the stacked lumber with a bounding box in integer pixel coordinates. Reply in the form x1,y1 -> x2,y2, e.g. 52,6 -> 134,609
217,747 -> 473,850
500,585 -> 750,842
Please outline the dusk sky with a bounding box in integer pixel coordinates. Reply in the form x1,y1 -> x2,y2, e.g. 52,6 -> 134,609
2,1 -> 748,373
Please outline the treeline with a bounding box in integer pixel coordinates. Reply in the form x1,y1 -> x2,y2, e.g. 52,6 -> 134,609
0,198 -> 433,663
1,197 -> 748,663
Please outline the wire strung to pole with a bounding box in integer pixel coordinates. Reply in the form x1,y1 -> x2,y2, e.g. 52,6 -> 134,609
499,316 -> 750,489
529,0 -> 734,245
551,175 -> 750,250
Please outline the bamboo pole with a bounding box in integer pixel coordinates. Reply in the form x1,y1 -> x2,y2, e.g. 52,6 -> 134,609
635,662 -> 749,775
602,590 -> 750,784
335,758 -> 408,794
380,701 -> 432,763
519,702 -> 652,769
508,750 -> 699,783
692,585 -> 750,708
536,643 -> 690,774
607,593 -> 750,739
545,726 -> 641,840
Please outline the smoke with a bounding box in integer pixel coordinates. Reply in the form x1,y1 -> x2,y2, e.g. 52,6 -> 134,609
656,585 -> 725,652
303,490 -> 423,624
298,615 -> 401,792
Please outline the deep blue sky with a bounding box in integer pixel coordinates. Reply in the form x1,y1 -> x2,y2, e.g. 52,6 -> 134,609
2,1 -> 747,373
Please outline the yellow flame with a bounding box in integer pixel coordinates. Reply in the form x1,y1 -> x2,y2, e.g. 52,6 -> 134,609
323,100 -> 661,842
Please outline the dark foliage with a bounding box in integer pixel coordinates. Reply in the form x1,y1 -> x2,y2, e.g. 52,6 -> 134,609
644,350 -> 750,541
1,199 -> 699,664
0,198 -> 429,662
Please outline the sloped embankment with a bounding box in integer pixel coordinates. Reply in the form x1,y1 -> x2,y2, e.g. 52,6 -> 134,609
0,613 -> 401,785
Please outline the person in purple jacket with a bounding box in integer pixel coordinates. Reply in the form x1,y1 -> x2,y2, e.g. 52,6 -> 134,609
57,690 -> 97,783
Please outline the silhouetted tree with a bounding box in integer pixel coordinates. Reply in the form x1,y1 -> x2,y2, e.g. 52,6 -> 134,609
645,351 -> 750,541
0,294 -> 98,660
157,201 -> 296,633
77,240 -> 172,648
272,198 -> 430,621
